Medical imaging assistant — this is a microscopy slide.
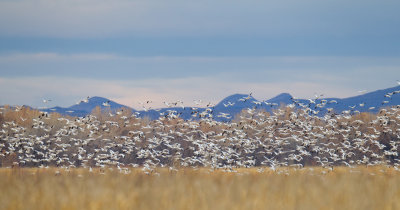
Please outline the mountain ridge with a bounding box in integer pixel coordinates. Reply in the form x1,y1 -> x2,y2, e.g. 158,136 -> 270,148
37,85 -> 400,119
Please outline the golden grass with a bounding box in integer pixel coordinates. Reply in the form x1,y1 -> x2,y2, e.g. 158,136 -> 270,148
1,167 -> 400,210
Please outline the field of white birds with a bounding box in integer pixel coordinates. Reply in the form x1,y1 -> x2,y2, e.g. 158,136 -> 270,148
1,90 -> 400,209
1,101 -> 400,170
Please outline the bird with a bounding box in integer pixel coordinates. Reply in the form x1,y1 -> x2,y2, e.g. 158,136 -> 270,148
193,99 -> 202,105
2,86 -> 400,174
78,96 -> 90,104
223,102 -> 235,107
102,101 -> 111,107
329,100 -> 338,104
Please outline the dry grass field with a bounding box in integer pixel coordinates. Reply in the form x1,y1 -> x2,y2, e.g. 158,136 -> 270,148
1,167 -> 400,210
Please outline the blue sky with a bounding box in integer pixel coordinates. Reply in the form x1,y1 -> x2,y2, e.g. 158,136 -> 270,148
0,0 -> 399,109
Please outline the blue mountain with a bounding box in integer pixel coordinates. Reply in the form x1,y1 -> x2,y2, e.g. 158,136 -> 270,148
69,96 -> 131,112
211,94 -> 259,121
40,85 -> 400,120
41,96 -> 132,117
291,85 -> 400,115
41,106 -> 89,117
210,86 -> 400,119
338,86 -> 400,113
266,93 -> 293,104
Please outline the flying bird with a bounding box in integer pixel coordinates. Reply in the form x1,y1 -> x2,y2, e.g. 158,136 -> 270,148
102,101 -> 111,107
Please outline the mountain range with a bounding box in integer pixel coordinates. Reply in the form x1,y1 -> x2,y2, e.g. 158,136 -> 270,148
40,85 -> 400,121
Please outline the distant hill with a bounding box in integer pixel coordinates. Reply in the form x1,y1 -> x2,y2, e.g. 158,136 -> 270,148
38,85 -> 400,120
290,85 -> 400,115
68,96 -> 131,112
41,96 -> 133,117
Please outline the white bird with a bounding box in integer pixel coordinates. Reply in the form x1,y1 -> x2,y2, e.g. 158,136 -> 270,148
102,101 -> 111,107
3,86 -> 400,173
223,101 -> 235,107
193,99 -> 202,105
163,102 -> 171,107
329,100 -> 338,104
78,96 -> 90,104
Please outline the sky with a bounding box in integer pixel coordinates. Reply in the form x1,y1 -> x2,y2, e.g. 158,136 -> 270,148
0,0 -> 399,109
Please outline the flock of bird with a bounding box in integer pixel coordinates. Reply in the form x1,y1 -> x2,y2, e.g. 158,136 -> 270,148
1,87 -> 400,174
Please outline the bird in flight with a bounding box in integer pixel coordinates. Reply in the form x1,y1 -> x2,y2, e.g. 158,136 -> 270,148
77,96 -> 90,104
82,96 -> 90,103
102,101 -> 111,107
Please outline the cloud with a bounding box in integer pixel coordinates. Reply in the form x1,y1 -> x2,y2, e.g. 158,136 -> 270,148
1,53 -> 399,83
0,0 -> 398,38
